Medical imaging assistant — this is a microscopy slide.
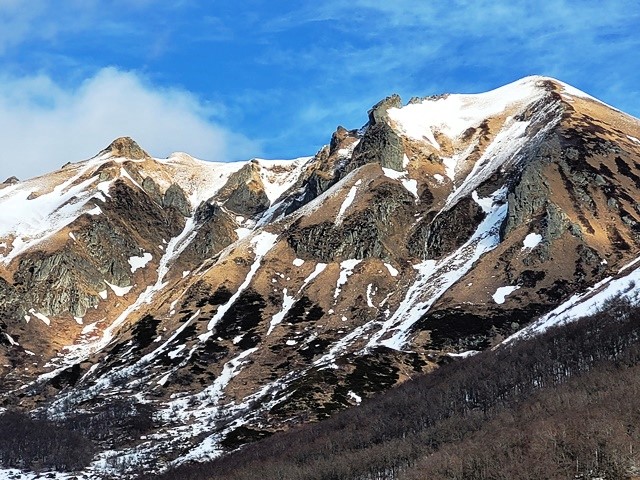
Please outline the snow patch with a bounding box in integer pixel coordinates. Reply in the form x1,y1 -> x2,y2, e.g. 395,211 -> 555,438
105,281 -> 133,297
348,391 -> 362,404
492,285 -> 520,304
293,258 -> 305,267
447,350 -> 479,358
384,263 -> 399,277
128,252 -> 152,273
522,232 -> 542,250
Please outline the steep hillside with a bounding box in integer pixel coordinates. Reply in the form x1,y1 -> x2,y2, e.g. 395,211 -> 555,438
144,298 -> 640,480
0,76 -> 639,477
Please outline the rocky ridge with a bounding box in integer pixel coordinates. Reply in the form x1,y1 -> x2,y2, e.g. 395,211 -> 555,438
0,76 -> 640,477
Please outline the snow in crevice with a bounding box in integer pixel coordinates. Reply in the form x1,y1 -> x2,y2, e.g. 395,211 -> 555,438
268,288 -> 295,335
382,167 -> 419,199
267,263 -> 327,336
336,180 -> 361,224
366,188 -> 509,350
334,259 -> 362,299
254,157 -> 312,204
200,232 -> 278,340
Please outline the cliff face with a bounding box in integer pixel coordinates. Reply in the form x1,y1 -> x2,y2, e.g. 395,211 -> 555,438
1,76 -> 640,476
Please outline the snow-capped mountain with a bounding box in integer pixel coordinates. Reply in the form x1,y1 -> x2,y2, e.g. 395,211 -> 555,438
1,76 -> 640,477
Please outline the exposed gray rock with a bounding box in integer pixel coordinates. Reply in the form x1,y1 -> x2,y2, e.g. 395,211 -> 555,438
349,123 -> 404,173
217,163 -> 270,217
287,182 -> 414,262
163,183 -> 191,217
347,96 -> 404,173
367,94 -> 402,125
409,197 -> 485,260
181,202 -> 238,263
142,177 -> 163,206
2,176 -> 19,185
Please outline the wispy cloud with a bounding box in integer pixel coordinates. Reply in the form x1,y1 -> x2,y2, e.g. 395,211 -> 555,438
0,68 -> 260,180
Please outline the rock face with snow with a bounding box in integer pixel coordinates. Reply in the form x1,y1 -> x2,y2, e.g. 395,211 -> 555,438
1,76 -> 640,476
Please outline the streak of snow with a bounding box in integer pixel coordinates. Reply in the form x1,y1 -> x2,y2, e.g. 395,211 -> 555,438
367,188 -> 508,350
202,232 -> 278,339
504,265 -> 640,344
366,284 -> 376,308
105,281 -> 133,297
628,135 -> 640,144
268,288 -> 295,335
28,309 -> 50,326
336,183 -> 359,224
447,350 -> 479,358
334,259 -> 362,299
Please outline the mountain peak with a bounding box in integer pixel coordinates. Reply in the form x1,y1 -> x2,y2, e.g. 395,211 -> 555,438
100,136 -> 149,160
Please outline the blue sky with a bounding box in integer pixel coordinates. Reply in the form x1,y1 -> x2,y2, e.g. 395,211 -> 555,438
1,0 -> 639,180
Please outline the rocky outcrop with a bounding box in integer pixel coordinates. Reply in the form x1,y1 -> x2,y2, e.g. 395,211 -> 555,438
181,202 -> 238,264
1,176 -> 19,186
349,95 -> 404,173
163,183 -> 191,217
100,136 -> 149,160
409,197 -> 486,260
287,180 -> 414,262
217,162 -> 271,216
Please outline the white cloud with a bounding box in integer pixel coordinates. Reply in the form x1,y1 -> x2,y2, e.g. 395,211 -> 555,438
0,67 -> 260,181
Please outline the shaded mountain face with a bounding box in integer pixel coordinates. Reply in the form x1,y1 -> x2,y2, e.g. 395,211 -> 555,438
1,77 -> 640,476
